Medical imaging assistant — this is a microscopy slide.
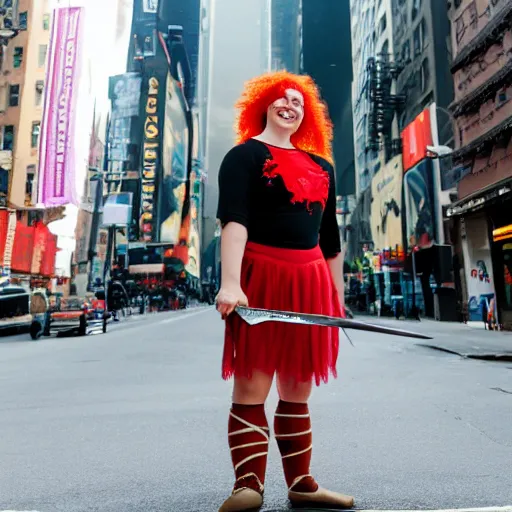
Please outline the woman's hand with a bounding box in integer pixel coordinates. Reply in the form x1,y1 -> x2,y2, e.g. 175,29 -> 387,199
216,285 -> 249,319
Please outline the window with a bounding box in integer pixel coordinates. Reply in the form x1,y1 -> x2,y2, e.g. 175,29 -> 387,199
43,14 -> 50,30
2,126 -> 14,151
35,80 -> 44,106
413,18 -> 427,55
411,0 -> 422,21
26,166 -> 35,199
9,85 -> 20,107
31,122 -> 40,149
38,45 -> 48,68
19,11 -> 28,30
13,47 -> 23,68
379,14 -> 387,35
420,58 -> 430,93
402,39 -> 411,63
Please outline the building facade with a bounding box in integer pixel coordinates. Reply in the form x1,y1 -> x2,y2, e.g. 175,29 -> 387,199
445,0 -> 512,328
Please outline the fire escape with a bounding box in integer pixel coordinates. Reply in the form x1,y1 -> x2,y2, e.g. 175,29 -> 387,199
366,53 -> 405,159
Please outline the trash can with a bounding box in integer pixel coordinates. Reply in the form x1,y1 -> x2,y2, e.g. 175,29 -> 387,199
434,287 -> 458,322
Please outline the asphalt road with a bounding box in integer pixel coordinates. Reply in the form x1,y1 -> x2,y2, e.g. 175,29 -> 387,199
1,307 -> 511,512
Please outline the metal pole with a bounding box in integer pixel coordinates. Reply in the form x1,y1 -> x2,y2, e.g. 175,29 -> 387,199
410,248 -> 420,320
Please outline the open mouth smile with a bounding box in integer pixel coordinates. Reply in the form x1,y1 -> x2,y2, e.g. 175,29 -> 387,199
277,109 -> 297,121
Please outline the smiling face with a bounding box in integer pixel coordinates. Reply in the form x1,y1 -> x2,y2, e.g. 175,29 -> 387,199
266,88 -> 304,134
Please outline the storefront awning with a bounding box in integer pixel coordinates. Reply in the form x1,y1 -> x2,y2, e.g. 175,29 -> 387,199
445,177 -> 512,218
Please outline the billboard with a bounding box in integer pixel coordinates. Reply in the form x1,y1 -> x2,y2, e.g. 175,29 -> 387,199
401,108 -> 433,173
38,7 -> 83,207
159,72 -> 189,244
403,158 -> 438,250
108,72 -> 142,163
370,155 -> 404,253
109,72 -> 142,119
139,76 -> 161,242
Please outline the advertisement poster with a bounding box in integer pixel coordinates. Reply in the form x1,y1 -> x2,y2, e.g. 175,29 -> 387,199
38,7 -> 83,206
185,171 -> 201,279
464,215 -> 496,322
108,73 -> 142,163
404,158 -> 437,250
370,154 -> 403,253
159,72 -> 189,244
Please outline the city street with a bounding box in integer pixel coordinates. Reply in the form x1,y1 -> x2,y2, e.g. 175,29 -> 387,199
1,309 -> 511,512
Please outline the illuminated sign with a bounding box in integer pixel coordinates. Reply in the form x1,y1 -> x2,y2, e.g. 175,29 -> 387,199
493,224 -> 512,243
140,77 -> 160,242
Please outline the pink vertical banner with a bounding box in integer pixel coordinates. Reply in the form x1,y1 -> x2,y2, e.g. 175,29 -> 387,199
38,7 -> 83,206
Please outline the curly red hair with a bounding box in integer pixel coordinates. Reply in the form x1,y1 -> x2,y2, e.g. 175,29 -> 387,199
234,71 -> 334,163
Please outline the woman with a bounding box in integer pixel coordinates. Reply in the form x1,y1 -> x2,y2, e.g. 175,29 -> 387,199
216,71 -> 354,512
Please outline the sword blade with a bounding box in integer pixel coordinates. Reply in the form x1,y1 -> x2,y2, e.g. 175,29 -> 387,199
235,306 -> 432,340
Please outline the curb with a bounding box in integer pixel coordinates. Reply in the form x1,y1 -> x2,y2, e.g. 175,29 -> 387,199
418,344 -> 512,362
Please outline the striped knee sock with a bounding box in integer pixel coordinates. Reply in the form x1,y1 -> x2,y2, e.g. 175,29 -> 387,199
274,400 -> 319,493
228,403 -> 269,495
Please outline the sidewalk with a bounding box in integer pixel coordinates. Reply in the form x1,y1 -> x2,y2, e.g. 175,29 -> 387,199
357,315 -> 512,362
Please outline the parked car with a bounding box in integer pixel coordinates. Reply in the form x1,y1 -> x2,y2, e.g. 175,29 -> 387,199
0,283 -> 32,334
29,293 -> 108,339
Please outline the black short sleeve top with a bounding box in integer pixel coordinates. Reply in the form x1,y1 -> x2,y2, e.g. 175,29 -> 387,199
216,138 -> 341,259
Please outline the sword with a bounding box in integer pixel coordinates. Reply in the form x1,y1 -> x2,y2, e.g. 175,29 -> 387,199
235,306 -> 432,340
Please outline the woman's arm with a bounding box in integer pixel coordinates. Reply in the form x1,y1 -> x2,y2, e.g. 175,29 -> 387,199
326,250 -> 345,306
215,145 -> 253,317
318,160 -> 345,308
220,222 -> 248,290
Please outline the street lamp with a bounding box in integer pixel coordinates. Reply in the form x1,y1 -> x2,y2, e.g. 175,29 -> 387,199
426,145 -> 454,158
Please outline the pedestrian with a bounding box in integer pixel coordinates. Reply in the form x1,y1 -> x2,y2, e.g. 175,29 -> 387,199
215,71 -> 354,512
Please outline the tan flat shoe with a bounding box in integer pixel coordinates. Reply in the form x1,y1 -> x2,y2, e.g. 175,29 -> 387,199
289,486 -> 355,509
218,488 -> 263,512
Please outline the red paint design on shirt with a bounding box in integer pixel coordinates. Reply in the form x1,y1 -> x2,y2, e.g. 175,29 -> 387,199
262,145 -> 329,209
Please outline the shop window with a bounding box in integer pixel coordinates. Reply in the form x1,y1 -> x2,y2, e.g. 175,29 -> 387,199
31,122 -> 40,148
38,45 -> 48,68
502,244 -> 512,311
19,11 -> 28,30
9,84 -> 20,107
43,14 -> 50,30
35,80 -> 44,106
13,47 -> 23,68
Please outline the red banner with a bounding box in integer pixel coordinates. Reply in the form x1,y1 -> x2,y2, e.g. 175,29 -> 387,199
401,108 -> 433,173
12,222 -> 35,273
0,209 -> 7,263
31,221 -> 48,275
41,232 -> 58,277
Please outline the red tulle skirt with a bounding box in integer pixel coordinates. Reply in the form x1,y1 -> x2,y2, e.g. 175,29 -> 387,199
222,242 -> 342,386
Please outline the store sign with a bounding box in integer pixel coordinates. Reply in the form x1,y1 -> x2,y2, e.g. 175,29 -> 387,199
143,0 -> 158,13
493,224 -> 512,243
140,77 -> 160,242
38,7 -> 83,207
